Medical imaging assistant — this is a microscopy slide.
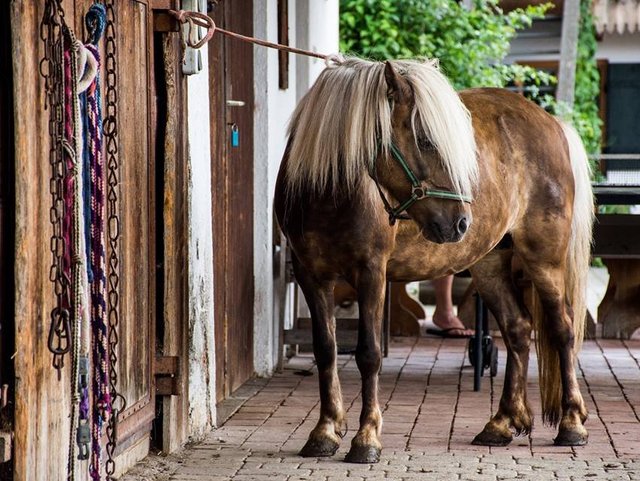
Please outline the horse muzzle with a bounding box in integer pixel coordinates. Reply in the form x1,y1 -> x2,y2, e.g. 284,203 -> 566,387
421,214 -> 470,244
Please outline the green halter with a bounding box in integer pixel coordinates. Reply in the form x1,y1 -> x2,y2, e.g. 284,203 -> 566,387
372,142 -> 473,226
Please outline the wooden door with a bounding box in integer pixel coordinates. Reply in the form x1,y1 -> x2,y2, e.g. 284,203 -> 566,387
108,0 -> 156,452
208,0 -> 255,402
0,0 -> 14,394
10,1 -> 156,478
0,4 -> 15,478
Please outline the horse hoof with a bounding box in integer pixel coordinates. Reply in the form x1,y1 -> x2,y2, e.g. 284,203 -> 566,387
299,437 -> 340,457
472,426 -> 513,446
344,445 -> 381,464
554,429 -> 588,446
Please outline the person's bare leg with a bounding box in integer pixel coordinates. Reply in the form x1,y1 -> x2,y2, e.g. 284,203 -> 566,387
432,275 -> 473,336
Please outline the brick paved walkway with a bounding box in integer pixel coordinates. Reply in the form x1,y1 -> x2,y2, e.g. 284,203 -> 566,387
124,338 -> 640,480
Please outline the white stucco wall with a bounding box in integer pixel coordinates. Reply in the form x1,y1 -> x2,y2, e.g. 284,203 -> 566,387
304,0 -> 340,88
597,32 -> 640,63
186,44 -> 217,437
253,0 -> 339,377
508,26 -> 640,64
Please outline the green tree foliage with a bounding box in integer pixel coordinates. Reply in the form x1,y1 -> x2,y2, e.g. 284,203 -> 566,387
572,0 -> 603,155
340,0 -> 552,91
340,0 -> 602,156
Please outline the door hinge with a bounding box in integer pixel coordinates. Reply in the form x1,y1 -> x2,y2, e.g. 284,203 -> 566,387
155,355 -> 181,396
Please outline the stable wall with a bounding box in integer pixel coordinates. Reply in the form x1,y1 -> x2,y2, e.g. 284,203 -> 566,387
252,0 -> 339,377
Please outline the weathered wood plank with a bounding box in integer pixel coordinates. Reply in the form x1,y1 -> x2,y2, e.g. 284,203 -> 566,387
11,1 -> 72,478
11,1 -> 156,478
159,31 -> 189,453
224,0 -> 255,397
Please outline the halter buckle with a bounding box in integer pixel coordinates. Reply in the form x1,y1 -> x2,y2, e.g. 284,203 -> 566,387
412,183 -> 429,200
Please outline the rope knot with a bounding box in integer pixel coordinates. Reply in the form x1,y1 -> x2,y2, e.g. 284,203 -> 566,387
324,53 -> 345,68
169,9 -> 215,50
85,3 -> 106,45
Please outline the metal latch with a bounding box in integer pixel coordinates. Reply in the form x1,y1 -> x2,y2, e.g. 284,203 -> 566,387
181,0 -> 207,75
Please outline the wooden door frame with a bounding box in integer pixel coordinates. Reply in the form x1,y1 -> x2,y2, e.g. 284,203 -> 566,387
150,16 -> 190,452
112,0 -> 157,455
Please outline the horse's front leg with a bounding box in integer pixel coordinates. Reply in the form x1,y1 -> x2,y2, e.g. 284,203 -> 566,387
294,262 -> 345,457
345,264 -> 386,464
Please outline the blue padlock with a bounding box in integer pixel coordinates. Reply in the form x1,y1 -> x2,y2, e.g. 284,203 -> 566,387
231,124 -> 239,148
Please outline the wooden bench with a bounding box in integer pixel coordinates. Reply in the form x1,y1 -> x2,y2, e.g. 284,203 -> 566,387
592,181 -> 640,339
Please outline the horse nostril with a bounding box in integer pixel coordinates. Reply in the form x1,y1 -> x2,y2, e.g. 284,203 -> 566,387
456,216 -> 468,235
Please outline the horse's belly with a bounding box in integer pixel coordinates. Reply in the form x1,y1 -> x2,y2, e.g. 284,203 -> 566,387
386,222 -> 503,281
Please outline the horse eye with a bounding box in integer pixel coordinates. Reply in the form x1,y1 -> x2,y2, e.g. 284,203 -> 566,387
418,136 -> 432,150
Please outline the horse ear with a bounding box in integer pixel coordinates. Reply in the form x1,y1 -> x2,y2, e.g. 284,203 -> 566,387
384,61 -> 410,104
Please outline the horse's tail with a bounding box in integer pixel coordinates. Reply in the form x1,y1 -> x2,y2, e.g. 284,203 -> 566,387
536,120 -> 594,425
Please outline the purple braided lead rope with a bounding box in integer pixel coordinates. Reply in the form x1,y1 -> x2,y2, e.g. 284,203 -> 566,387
85,43 -> 110,481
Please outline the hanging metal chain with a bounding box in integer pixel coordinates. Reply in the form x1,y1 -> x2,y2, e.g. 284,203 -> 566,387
103,0 -> 126,478
40,0 -> 72,379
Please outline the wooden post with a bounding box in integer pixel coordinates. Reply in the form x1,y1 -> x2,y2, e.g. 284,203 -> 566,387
557,0 -> 581,107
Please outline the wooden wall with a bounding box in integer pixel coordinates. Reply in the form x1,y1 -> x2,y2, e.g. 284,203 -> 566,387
10,1 -> 156,479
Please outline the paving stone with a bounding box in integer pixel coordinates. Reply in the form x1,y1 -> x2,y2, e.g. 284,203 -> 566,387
122,339 -> 640,481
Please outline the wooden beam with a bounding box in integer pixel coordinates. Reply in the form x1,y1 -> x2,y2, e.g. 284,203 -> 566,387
159,32 -> 190,453
557,0 -> 581,107
277,0 -> 289,90
149,0 -> 180,10
153,12 -> 179,33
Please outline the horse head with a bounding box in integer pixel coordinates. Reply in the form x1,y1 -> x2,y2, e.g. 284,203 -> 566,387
373,61 -> 476,244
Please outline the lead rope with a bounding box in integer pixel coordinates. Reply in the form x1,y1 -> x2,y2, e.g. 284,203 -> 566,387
63,30 -> 85,480
84,34 -> 111,481
81,5 -> 110,478
168,9 -> 344,65
41,1 -> 119,479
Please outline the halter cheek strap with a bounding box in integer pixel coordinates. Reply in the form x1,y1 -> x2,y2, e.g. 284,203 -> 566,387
372,142 -> 473,226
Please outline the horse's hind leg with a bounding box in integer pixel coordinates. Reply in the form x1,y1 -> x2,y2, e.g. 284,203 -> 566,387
294,261 -> 346,457
344,263 -> 386,464
515,230 -> 588,446
470,249 -> 534,446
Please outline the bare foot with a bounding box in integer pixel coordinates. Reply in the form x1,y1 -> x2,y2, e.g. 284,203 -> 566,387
432,309 -> 474,337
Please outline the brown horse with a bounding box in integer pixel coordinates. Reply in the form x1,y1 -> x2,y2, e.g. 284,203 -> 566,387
274,57 -> 594,463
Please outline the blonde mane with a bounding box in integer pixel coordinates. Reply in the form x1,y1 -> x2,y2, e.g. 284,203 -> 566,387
285,57 -> 478,198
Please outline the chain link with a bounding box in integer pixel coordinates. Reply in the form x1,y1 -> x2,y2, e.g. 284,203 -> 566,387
103,0 -> 125,478
41,0 -> 124,476
41,0 -> 72,379
42,0 -> 124,474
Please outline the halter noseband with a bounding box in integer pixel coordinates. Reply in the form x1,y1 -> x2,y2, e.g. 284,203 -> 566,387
372,142 -> 473,226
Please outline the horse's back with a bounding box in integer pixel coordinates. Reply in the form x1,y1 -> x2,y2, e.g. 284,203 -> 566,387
460,88 -> 570,178
461,88 -> 575,221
